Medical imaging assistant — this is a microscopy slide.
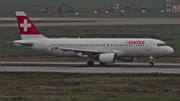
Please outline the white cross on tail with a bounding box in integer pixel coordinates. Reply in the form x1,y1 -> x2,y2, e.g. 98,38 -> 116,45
20,19 -> 31,32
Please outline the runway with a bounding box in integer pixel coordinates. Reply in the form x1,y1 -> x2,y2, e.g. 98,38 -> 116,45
0,62 -> 180,73
0,18 -> 180,27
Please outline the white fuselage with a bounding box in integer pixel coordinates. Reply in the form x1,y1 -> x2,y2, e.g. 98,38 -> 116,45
16,38 -> 174,58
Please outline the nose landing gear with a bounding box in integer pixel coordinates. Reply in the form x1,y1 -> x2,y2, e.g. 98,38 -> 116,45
149,56 -> 154,66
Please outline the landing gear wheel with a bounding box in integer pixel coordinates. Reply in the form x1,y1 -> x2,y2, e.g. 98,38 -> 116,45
100,62 -> 106,66
149,61 -> 154,67
149,56 -> 154,66
87,61 -> 94,66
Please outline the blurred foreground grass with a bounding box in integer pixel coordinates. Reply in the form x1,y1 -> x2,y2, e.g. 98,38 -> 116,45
0,72 -> 180,101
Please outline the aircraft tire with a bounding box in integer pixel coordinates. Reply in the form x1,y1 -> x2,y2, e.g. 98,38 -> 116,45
87,61 -> 94,66
149,62 -> 154,66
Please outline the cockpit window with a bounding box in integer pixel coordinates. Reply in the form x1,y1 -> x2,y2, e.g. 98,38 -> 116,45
157,43 -> 168,47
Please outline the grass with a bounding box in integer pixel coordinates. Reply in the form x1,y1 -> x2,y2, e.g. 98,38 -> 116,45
0,24 -> 179,62
0,0 -> 180,17
0,72 -> 180,101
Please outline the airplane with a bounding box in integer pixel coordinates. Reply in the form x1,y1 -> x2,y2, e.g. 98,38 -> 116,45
13,11 -> 174,66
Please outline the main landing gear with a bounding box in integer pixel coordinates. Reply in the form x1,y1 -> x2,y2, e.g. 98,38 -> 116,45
149,56 -> 154,66
87,61 -> 94,66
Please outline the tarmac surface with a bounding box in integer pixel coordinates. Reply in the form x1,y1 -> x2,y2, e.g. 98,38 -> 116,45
0,62 -> 180,73
0,18 -> 180,27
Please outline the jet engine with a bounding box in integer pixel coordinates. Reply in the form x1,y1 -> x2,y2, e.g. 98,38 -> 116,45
99,53 -> 117,63
118,57 -> 135,62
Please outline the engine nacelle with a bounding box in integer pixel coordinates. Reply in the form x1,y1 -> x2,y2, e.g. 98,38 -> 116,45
118,57 -> 135,62
99,53 -> 117,63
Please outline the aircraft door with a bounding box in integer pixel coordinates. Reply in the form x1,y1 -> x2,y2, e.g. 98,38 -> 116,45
146,40 -> 151,51
41,40 -> 46,51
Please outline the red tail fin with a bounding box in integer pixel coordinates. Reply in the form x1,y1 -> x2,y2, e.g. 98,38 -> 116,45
16,11 -> 40,34
15,11 -> 46,40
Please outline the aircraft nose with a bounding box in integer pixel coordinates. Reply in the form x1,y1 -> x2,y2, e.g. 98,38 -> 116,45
168,47 -> 174,54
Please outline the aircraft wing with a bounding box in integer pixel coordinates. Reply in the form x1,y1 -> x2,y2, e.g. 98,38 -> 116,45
50,47 -> 99,54
50,47 -> 125,57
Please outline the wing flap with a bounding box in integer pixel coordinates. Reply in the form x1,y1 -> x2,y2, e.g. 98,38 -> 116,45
50,47 -> 125,57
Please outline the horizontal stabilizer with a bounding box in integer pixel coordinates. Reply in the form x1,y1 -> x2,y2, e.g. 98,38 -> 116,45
13,40 -> 33,47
